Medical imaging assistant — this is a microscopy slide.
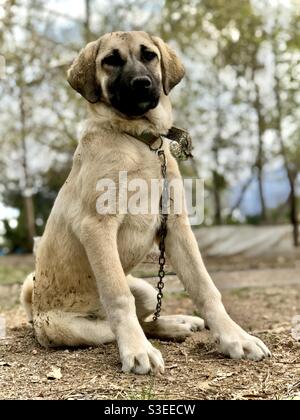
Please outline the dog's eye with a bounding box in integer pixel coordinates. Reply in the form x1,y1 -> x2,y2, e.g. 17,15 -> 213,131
102,54 -> 125,67
142,50 -> 157,62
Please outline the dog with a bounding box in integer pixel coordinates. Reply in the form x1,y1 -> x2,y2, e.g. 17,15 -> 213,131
21,31 -> 270,375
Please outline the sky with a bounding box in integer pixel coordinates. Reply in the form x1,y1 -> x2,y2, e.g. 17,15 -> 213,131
0,203 -> 9,220
48,0 -> 86,16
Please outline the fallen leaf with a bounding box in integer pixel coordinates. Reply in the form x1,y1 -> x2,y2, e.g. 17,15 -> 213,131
196,381 -> 212,391
0,361 -> 11,367
213,372 -> 235,382
47,366 -> 62,380
166,364 -> 178,370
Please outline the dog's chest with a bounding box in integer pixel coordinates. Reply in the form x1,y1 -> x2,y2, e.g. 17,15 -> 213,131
117,212 -> 160,273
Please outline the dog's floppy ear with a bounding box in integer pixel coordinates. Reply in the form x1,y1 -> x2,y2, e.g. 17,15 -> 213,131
67,40 -> 101,103
151,37 -> 185,95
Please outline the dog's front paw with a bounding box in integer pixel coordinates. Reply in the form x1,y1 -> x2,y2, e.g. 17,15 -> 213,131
120,339 -> 165,375
213,322 -> 271,361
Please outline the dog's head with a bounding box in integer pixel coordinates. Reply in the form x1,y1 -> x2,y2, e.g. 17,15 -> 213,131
67,31 -> 185,118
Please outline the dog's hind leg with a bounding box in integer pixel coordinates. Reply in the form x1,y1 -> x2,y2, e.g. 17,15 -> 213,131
127,275 -> 158,320
142,314 -> 205,341
127,275 -> 205,341
33,276 -> 204,348
34,310 -> 115,348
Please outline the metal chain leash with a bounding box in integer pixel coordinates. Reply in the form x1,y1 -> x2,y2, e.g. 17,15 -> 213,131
129,127 -> 193,321
149,139 -> 169,321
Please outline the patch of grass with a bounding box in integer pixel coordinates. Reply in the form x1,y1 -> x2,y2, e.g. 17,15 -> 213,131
167,290 -> 189,301
126,379 -> 157,400
132,270 -> 157,278
152,340 -> 163,350
230,287 -> 251,299
0,264 -> 30,285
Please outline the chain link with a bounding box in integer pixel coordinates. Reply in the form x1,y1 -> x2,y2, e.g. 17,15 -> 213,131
152,145 -> 169,321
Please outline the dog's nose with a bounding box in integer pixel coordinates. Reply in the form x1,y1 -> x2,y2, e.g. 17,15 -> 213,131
131,76 -> 152,90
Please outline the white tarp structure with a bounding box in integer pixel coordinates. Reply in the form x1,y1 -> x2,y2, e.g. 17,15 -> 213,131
194,225 -> 295,257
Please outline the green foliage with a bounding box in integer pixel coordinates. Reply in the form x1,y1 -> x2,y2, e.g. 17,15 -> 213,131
0,262 -> 33,285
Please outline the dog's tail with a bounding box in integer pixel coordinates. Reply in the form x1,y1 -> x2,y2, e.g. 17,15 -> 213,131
20,273 -> 34,323
20,236 -> 41,323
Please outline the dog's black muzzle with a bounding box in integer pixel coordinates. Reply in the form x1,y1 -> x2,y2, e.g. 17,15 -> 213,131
108,69 -> 161,118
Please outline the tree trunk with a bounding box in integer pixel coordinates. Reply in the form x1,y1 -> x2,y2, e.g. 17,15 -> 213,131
273,43 -> 299,247
212,51 -> 223,226
230,169 -> 255,216
290,177 -> 299,247
84,0 -> 92,42
212,169 -> 222,225
20,86 -> 36,251
253,81 -> 267,223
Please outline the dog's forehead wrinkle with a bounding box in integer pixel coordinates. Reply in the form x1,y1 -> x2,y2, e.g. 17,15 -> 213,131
117,32 -> 129,41
103,31 -> 152,50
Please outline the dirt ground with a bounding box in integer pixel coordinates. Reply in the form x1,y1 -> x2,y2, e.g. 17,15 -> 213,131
0,254 -> 300,400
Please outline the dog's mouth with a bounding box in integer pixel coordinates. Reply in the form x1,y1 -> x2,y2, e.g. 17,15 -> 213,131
110,95 -> 159,118
129,97 -> 160,117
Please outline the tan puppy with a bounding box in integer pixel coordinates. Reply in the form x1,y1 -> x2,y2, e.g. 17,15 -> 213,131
21,31 -> 270,375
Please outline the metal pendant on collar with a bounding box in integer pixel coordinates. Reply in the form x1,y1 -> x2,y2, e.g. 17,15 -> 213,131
163,127 -> 194,161
148,127 -> 194,161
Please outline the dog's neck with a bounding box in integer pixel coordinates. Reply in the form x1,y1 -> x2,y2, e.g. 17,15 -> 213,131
87,94 -> 173,138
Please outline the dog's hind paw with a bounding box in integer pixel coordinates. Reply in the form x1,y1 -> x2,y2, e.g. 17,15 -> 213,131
143,314 -> 205,341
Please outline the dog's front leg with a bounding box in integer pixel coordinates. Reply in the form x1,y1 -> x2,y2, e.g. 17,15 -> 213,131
165,216 -> 271,361
80,216 -> 164,375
